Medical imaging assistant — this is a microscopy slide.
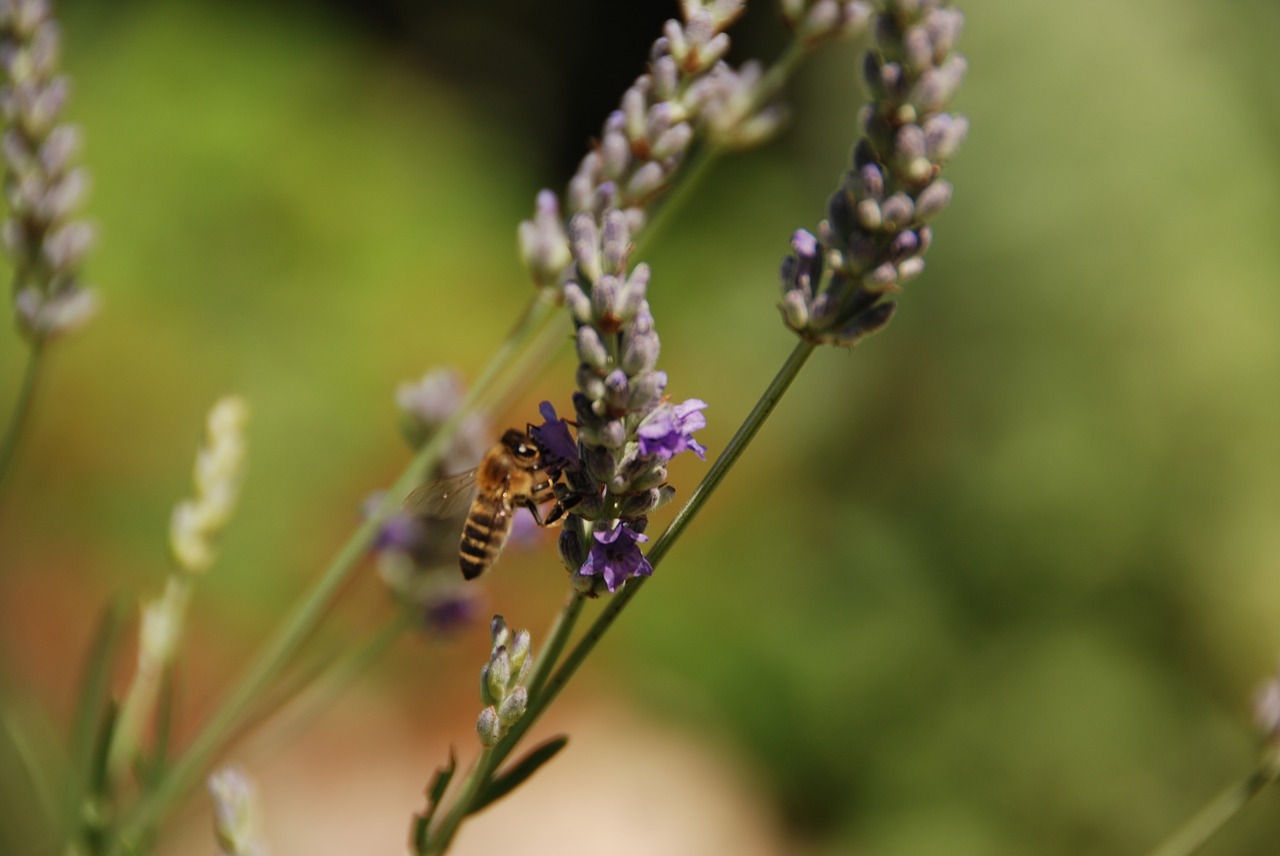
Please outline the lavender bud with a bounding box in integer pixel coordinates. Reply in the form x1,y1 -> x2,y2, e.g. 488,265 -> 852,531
888,229 -> 920,261
893,123 -> 929,174
621,86 -> 647,141
879,192 -> 915,230
864,262 -> 900,290
913,55 -> 967,113
902,25 -> 933,75
509,628 -> 532,670
835,300 -> 897,346
29,20 -> 59,79
42,219 -> 93,271
620,326 -> 660,375
497,685 -> 527,725
576,364 -> 606,401
855,199 -> 882,230
601,209 -> 631,274
38,164 -> 86,221
650,121 -> 693,161
477,706 -> 502,747
558,526 -> 586,571
486,647 -> 511,702
599,418 -> 626,449
603,369 -> 629,411
897,257 -> 925,282
576,326 -> 611,373
563,282 -> 592,324
490,615 -> 510,648
569,212 -> 602,283
2,128 -> 31,171
517,189 -> 572,287
914,179 -> 953,221
627,369 -> 667,411
652,54 -> 679,98
37,122 -> 77,174
25,75 -> 67,138
780,290 -> 809,330
924,113 -> 968,164
924,9 -> 964,60
601,128 -> 630,179
625,160 -> 667,203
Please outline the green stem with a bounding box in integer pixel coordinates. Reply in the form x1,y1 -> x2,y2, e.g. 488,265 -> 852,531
239,606 -> 418,760
526,591 -> 585,710
0,343 -> 43,500
112,290 -> 560,851
420,748 -> 497,856
1148,748 -> 1280,856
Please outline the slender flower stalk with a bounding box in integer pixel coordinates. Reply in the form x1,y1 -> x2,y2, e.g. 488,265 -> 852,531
106,396 -> 250,788
1147,665 -> 1280,856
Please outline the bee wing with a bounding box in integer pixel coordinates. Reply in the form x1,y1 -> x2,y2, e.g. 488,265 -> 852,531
402,468 -> 479,519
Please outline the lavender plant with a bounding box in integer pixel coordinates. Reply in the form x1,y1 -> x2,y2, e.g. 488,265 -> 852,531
0,0 -> 94,491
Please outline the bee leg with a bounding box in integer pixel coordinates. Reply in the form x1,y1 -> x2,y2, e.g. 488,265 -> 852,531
543,491 -> 582,527
521,499 -> 556,528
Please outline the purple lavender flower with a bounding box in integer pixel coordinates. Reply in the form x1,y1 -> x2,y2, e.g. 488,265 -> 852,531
578,523 -> 653,593
423,585 -> 483,637
529,401 -> 579,475
637,399 -> 708,461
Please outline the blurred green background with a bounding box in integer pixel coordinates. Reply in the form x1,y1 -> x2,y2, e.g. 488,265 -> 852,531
3,0 -> 1280,853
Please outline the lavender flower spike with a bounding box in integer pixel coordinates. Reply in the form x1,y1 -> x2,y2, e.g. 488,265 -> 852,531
779,0 -> 967,348
548,209 -> 706,595
1,0 -> 97,342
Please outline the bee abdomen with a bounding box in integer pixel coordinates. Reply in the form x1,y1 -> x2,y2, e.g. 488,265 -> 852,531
458,500 -> 511,580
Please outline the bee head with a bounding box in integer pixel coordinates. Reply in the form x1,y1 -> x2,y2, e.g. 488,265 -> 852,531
501,429 -> 540,464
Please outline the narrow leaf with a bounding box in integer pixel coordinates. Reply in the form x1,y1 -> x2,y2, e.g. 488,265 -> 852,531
471,736 -> 568,815
411,748 -> 456,852
65,596 -> 128,825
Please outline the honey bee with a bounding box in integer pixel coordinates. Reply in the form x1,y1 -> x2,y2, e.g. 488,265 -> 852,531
403,428 -> 567,579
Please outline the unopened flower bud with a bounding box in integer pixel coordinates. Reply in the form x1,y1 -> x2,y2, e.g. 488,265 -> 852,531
477,706 -> 502,747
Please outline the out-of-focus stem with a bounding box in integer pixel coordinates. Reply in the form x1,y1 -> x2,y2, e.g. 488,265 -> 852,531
0,344 -> 43,500
1148,747 -> 1280,856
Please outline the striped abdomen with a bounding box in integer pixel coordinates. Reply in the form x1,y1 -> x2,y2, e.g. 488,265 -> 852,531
459,493 -> 513,580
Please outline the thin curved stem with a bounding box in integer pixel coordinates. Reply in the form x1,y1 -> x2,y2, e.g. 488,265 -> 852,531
1148,748 -> 1280,856
0,343 -> 43,500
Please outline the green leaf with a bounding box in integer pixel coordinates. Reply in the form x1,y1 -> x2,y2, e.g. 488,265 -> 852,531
470,736 -> 568,815
65,596 -> 128,828
411,748 -> 456,852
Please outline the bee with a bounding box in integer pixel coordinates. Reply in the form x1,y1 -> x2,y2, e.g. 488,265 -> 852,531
403,428 -> 568,579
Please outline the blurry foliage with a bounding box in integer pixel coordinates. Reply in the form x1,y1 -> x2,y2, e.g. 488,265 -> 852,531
2,0 -> 1280,854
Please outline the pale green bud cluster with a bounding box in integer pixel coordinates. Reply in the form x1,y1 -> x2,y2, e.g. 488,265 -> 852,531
476,616 -> 533,747
169,395 -> 250,573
